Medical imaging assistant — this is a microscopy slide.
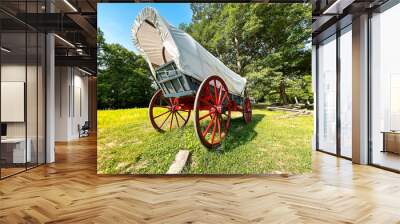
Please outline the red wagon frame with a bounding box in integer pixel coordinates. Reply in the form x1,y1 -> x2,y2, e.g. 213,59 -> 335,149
148,61 -> 252,149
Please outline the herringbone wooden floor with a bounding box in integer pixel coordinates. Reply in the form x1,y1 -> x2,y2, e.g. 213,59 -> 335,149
1,135 -> 400,223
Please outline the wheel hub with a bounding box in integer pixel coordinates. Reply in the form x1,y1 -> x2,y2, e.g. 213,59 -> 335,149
170,105 -> 182,112
216,105 -> 223,113
210,107 -> 216,114
210,105 -> 223,115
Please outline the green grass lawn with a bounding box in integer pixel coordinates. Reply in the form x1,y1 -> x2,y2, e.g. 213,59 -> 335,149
97,107 -> 313,174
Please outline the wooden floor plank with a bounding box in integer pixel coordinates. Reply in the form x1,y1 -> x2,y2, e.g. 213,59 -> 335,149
0,135 -> 399,223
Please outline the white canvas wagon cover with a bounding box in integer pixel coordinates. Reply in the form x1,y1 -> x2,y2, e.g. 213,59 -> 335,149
131,7 -> 246,95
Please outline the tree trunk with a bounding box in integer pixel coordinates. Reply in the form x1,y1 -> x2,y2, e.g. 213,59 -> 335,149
233,35 -> 242,75
279,80 -> 289,105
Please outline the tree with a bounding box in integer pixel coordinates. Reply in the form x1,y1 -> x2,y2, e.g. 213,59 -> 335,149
181,3 -> 312,105
97,29 -> 155,109
246,67 -> 283,103
97,3 -> 312,107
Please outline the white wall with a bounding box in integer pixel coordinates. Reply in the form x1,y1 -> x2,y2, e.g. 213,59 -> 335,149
72,72 -> 89,138
55,66 -> 69,141
55,66 -> 89,141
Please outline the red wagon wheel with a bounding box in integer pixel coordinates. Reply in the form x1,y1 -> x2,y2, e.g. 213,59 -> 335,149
149,89 -> 191,132
243,96 -> 252,123
194,76 -> 231,149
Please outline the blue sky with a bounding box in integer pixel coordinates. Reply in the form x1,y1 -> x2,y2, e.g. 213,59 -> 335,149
98,3 -> 192,52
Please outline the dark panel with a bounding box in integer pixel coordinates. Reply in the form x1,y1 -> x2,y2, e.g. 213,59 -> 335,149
16,13 -> 82,32
99,0 -> 307,2
55,56 -> 96,74
313,14 -> 352,44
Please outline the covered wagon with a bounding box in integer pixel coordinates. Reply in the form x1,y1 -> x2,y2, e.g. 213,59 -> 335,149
132,7 -> 252,149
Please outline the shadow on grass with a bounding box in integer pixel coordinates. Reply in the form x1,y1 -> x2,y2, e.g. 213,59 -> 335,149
252,103 -> 270,110
214,114 -> 265,153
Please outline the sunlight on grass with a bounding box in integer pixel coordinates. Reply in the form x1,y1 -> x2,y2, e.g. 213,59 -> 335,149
97,107 -> 313,174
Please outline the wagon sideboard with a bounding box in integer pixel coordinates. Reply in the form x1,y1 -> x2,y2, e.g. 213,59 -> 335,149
154,61 -> 245,110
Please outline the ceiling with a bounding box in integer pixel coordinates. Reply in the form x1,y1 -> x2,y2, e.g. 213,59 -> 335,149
312,0 -> 390,43
0,0 -> 97,74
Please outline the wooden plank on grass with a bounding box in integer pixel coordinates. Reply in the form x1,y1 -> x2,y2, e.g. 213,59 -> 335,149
267,106 -> 311,114
166,150 -> 190,174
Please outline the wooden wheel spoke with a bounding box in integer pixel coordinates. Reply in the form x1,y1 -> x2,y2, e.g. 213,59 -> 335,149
217,116 -> 221,140
176,111 -> 186,122
153,110 -> 170,119
169,112 -> 174,130
211,116 -> 217,144
221,92 -> 228,105
175,113 -> 180,128
206,84 -> 216,104
202,117 -> 214,137
160,112 -> 172,129
213,80 -> 218,105
199,111 -> 214,121
220,115 -> 226,132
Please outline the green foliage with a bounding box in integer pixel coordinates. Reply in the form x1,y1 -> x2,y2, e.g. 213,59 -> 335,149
246,67 -> 282,103
286,74 -> 313,104
97,4 -> 312,107
97,108 -> 312,174
182,3 -> 312,105
97,29 -> 155,109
